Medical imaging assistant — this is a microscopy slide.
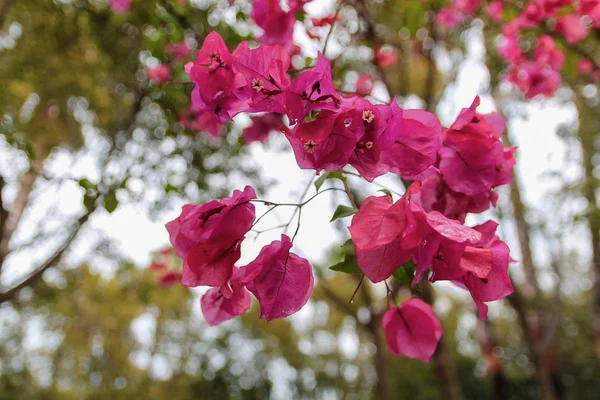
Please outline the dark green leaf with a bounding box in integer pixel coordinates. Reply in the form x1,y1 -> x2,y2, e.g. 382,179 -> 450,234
315,171 -> 347,191
330,205 -> 357,221
83,193 -> 96,214
329,239 -> 361,274
378,189 -> 393,199
392,260 -> 417,286
78,178 -> 95,191
104,190 -> 119,213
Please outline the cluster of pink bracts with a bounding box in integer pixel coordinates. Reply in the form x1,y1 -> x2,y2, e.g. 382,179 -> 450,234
164,30 -> 517,362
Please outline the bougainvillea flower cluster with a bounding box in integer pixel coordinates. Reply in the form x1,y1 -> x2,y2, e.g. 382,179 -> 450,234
435,0 -> 599,98
164,31 -> 517,362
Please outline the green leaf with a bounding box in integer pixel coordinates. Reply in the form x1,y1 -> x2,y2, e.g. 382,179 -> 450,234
83,193 -> 96,214
378,189 -> 393,199
329,239 -> 362,274
315,171 -> 347,191
392,260 -> 417,286
330,205 -> 357,221
104,190 -> 119,213
78,178 -> 95,191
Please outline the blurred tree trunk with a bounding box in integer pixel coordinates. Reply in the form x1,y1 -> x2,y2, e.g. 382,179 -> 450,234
477,319 -> 509,400
575,95 -> 600,367
420,282 -> 462,400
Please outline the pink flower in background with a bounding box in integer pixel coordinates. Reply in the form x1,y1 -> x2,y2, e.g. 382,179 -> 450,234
179,106 -> 224,138
250,0 -> 304,56
435,7 -> 465,28
487,1 -> 504,23
455,0 -> 480,14
147,64 -> 172,85
497,26 -> 523,64
578,59 -> 594,74
356,73 -> 375,96
374,45 -> 398,69
383,298 -> 443,362
158,271 -> 182,287
533,36 -> 565,71
166,186 -> 256,287
555,14 -> 589,44
110,0 -> 132,13
166,41 -> 192,62
578,0 -> 600,28
311,15 -> 341,27
242,114 -> 283,144
200,269 -> 252,326
537,0 -> 573,15
506,62 -> 562,99
239,235 -> 314,321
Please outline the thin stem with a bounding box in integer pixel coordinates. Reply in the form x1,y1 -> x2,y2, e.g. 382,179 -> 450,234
291,207 -> 302,243
341,169 -> 403,196
349,274 -> 365,304
322,0 -> 344,57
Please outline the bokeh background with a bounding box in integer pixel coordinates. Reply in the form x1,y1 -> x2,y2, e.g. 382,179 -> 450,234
1,0 -> 599,399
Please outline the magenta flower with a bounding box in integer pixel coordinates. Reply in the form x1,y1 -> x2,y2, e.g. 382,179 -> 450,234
380,100 -> 442,179
158,271 -> 183,288
110,0 -> 132,14
186,32 -> 249,123
200,268 -> 252,326
487,1 -> 504,23
356,73 -> 375,96
179,103 -> 224,138
285,53 -> 341,124
250,0 -> 301,55
166,186 -> 256,287
506,62 -> 562,99
242,113 -> 283,144
374,45 -> 398,69
435,7 -> 465,28
455,0 -> 480,14
166,41 -> 192,63
286,108 -> 364,172
578,0 -> 600,28
383,298 -> 443,362
497,26 -> 523,64
233,42 -> 291,114
146,64 -> 172,85
348,184 -> 424,283
533,36 -> 565,71
239,234 -> 314,321
555,14 -> 589,44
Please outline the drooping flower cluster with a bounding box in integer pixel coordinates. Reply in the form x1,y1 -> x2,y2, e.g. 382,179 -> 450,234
166,187 -> 314,326
166,31 -> 516,361
436,0 -> 599,98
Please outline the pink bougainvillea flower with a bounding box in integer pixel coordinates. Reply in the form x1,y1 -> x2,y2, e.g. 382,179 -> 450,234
555,14 -> 589,44
439,97 -> 515,195
380,99 -> 442,178
179,99 -> 224,138
458,221 -> 514,319
242,113 -> 283,144
349,184 -> 425,283
435,7 -> 465,28
147,64 -> 172,85
497,26 -> 523,64
311,15 -> 341,27
356,73 -> 375,96
285,107 -> 364,172
487,1 -> 504,23
374,45 -> 398,69
578,0 -> 600,28
186,32 -> 249,123
233,42 -> 291,114
110,0 -> 132,13
285,53 -> 341,124
537,0 -> 573,16
346,98 -> 389,181
166,186 -> 256,287
200,268 -> 252,326
239,234 -> 313,321
506,62 -> 562,99
251,0 -> 300,55
158,271 -> 182,288
382,298 -> 443,362
166,41 -> 192,62
150,261 -> 167,271
577,59 -> 594,75
533,36 -> 565,71
455,0 -> 480,14
513,3 -> 544,29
